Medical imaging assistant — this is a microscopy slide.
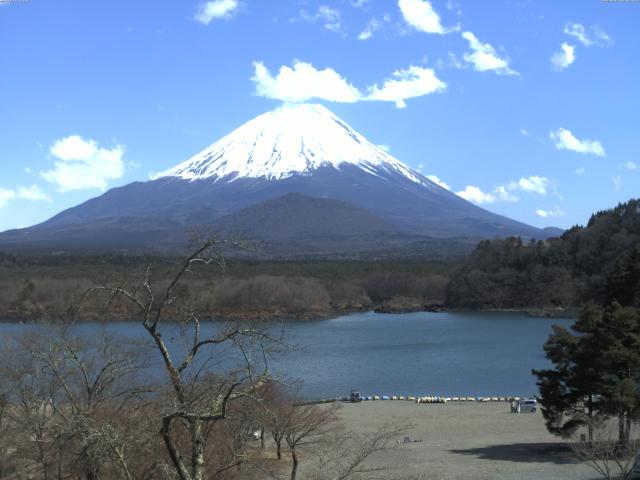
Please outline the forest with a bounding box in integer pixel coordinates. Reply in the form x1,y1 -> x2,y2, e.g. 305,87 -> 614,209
445,199 -> 640,311
1,198 -> 639,322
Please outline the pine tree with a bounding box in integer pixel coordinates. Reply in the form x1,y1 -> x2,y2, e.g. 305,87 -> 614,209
534,304 -> 640,445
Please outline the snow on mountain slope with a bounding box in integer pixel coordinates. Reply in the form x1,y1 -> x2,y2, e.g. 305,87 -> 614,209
154,103 -> 429,187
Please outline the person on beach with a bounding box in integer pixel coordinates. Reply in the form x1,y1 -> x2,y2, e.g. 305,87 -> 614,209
510,400 -> 516,413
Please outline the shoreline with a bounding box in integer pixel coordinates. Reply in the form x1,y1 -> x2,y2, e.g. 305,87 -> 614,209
0,305 -> 578,324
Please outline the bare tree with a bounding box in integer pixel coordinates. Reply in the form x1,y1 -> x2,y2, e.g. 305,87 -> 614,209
572,420 -> 640,480
86,239 -> 282,480
309,421 -> 409,480
0,330 -> 158,480
0,333 -> 61,480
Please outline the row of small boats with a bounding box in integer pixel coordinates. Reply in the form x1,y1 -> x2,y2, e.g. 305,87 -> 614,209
358,395 -> 525,403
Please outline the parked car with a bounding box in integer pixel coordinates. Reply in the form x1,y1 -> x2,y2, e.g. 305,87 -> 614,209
519,398 -> 537,413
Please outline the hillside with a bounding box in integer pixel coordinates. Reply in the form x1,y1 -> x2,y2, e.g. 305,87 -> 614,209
446,198 -> 640,310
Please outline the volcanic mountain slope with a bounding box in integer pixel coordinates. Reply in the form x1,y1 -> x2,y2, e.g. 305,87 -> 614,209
0,103 -> 552,255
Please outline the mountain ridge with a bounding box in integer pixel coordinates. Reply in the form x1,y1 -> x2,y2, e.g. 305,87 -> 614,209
0,103 -> 557,256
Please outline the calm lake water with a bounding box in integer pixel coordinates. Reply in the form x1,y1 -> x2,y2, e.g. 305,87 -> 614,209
0,311 -> 572,400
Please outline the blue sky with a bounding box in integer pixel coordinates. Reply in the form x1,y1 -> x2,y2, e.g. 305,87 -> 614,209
1,0 -> 638,232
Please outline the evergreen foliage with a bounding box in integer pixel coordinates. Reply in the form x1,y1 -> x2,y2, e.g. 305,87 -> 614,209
447,199 -> 640,309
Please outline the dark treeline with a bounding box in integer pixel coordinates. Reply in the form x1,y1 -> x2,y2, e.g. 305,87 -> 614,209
0,254 -> 454,321
446,199 -> 640,310
3,198 -> 640,321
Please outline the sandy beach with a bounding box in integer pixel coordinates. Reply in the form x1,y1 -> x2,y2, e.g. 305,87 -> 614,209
334,400 -> 598,480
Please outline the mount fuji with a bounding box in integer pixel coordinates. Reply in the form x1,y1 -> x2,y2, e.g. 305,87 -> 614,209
0,104 -> 553,256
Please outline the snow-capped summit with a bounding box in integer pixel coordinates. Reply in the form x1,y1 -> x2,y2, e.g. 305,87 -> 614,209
155,103 -> 425,185
0,103 -> 551,254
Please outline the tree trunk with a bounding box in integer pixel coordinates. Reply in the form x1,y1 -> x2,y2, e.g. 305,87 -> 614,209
619,412 -> 626,446
161,417 -> 191,480
587,395 -> 594,444
191,418 -> 205,480
290,447 -> 299,480
625,412 -> 632,446
274,435 -> 282,460
260,427 -> 265,449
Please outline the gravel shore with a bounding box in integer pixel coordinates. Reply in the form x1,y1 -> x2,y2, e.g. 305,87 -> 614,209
335,401 -> 597,480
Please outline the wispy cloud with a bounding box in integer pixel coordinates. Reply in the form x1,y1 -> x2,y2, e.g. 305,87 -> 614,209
300,6 -> 344,34
461,31 -> 518,76
550,43 -> 576,71
358,14 -> 391,40
535,207 -> 565,218
550,128 -> 605,157
613,175 -> 623,192
194,0 -> 240,25
41,135 -> 126,191
564,22 -> 613,47
622,161 -> 637,171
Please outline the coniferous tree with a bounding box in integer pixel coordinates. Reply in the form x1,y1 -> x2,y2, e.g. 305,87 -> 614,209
534,304 -> 640,445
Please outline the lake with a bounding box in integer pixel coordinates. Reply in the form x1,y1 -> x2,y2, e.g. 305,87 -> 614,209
0,311 -> 572,400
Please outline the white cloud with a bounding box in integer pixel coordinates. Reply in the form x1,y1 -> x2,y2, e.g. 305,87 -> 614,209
510,175 -> 550,195
0,184 -> 51,209
253,61 -> 445,108
520,128 -> 530,136
494,185 -> 519,202
17,185 -> 51,202
0,188 -> 15,208
358,14 -> 390,40
377,144 -> 391,152
623,161 -> 637,171
550,43 -> 576,71
535,207 -> 565,218
426,174 -> 450,190
41,135 -> 125,192
366,65 -> 446,108
300,6 -> 343,34
194,0 -> 239,25
398,0 -> 456,35
613,175 -> 623,192
461,31 -> 518,76
252,61 -> 361,103
575,166 -> 586,176
456,185 -> 495,204
550,128 -> 605,157
564,22 -> 613,47
351,0 -> 369,7
457,175 -> 552,205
